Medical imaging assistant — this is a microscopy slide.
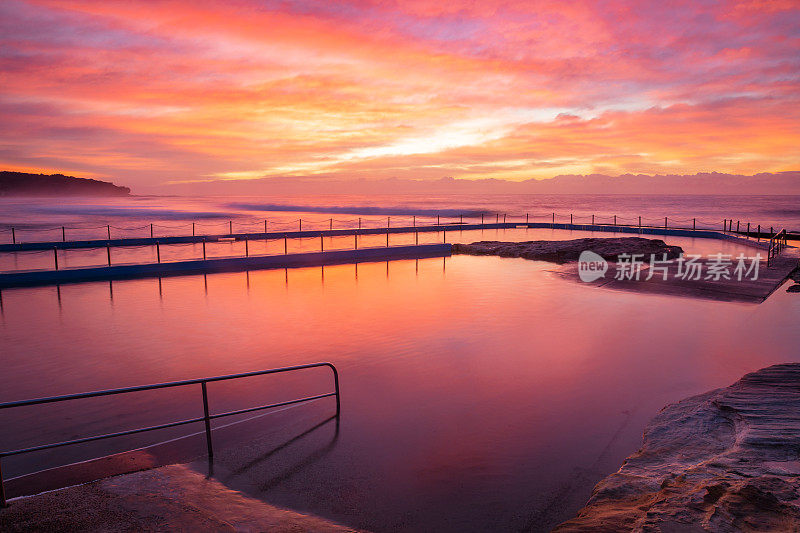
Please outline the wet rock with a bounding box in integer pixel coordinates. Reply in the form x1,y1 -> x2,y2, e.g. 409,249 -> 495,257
452,237 -> 683,264
555,364 -> 800,532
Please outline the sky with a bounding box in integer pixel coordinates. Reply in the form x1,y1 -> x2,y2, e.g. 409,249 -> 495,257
1,0 -> 799,193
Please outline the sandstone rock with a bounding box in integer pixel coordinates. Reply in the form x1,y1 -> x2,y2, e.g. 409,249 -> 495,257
555,364 -> 800,532
452,238 -> 683,264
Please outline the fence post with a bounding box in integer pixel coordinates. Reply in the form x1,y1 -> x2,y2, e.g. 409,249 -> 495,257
443,229 -> 446,242
107,225 -> 111,240
665,217 -> 667,229
320,234 -> 324,252
107,245 -> 111,266
193,222 -> 196,236
570,214 -> 573,224
11,227 -> 15,244
526,213 -> 529,223
156,242 -> 161,263
693,218 -> 696,231
638,216 -> 641,228
437,215 -> 440,225
387,217 -> 390,229
284,236 -> 288,254
329,219 -> 333,231
747,222 -> 750,236
264,220 -> 268,234
203,240 -> 206,260
386,231 -> 389,247
413,215 -> 416,227
53,247 -> 58,270
503,214 -> 506,224
757,224 -> 760,241
737,220 -> 740,233
613,215 -> 617,225
770,226 -> 773,236
229,220 -> 233,235
354,234 -> 358,250
299,219 -> 302,231
481,214 -> 484,225
150,224 -> 153,238
460,214 -> 463,224
358,217 -> 361,229
592,214 -> 595,225
552,213 -> 554,227
496,214 -> 499,224
201,382 -> 214,459
415,231 -> 418,245
62,226 -> 66,242
245,237 -> 249,257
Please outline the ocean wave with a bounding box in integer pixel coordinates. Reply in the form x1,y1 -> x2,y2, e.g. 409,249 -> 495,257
227,203 -> 486,217
31,205 -> 230,220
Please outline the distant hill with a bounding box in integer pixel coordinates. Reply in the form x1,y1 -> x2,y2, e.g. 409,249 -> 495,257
0,171 -> 130,196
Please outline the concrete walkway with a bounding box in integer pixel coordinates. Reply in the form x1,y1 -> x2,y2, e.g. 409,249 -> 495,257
0,464 -> 363,532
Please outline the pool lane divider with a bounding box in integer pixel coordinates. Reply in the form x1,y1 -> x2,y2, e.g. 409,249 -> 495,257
0,243 -> 452,288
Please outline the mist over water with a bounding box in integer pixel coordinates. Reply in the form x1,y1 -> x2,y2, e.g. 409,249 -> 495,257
1,194 -> 799,243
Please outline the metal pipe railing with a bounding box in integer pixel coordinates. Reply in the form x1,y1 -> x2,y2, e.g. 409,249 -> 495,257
767,229 -> 787,267
0,362 -> 340,507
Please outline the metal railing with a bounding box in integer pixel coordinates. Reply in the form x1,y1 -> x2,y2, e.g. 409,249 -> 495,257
767,229 -> 788,267
0,362 -> 340,507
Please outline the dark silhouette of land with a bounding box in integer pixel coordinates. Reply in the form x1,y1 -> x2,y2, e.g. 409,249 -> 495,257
0,171 -> 130,196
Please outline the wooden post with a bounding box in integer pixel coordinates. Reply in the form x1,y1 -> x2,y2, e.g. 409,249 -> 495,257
496,213 -> 499,224
53,247 -> 58,270
551,213 -> 554,226
156,242 -> 161,263
106,245 -> 111,266
593,214 -> 595,225
770,226 -> 774,236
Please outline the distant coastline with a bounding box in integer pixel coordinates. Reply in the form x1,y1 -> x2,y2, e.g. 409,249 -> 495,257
0,171 -> 130,197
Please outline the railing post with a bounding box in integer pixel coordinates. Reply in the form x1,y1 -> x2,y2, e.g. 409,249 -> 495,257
264,220 -> 268,234
480,214 -> 483,225
665,217 -> 667,229
747,222 -> 750,236
320,234 -> 324,252
299,219 -> 302,232
358,217 -> 361,229
284,236 -> 288,254
757,224 -> 760,241
638,216 -> 641,228
53,247 -> 58,270
156,242 -> 161,263
437,215 -> 440,225
415,231 -> 418,245
592,214 -> 595,225
107,225 -> 111,240
386,231 -> 389,247
570,214 -> 573,224
229,220 -> 233,235
503,214 -> 506,224
62,226 -> 66,242
460,214 -> 463,224
496,214 -> 499,224
331,366 -> 341,417
202,240 -> 206,260
736,220 -> 740,233
413,215 -> 416,227
106,245 -> 111,266
329,218 -> 333,231
354,234 -> 358,250
443,229 -> 446,242
551,213 -> 554,227
245,237 -> 249,257
11,227 -> 15,245
150,223 -> 153,238
693,218 -> 696,231
387,217 -> 390,229
613,215 -> 617,225
193,222 -> 196,236
201,382 -> 214,459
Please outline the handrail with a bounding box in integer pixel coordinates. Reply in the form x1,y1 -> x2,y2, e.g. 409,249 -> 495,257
0,362 -> 340,506
767,229 -> 787,267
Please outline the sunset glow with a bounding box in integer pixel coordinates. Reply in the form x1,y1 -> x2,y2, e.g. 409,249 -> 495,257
1,0 -> 799,191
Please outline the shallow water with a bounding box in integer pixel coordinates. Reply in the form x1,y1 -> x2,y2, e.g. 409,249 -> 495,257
1,226 -> 798,531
